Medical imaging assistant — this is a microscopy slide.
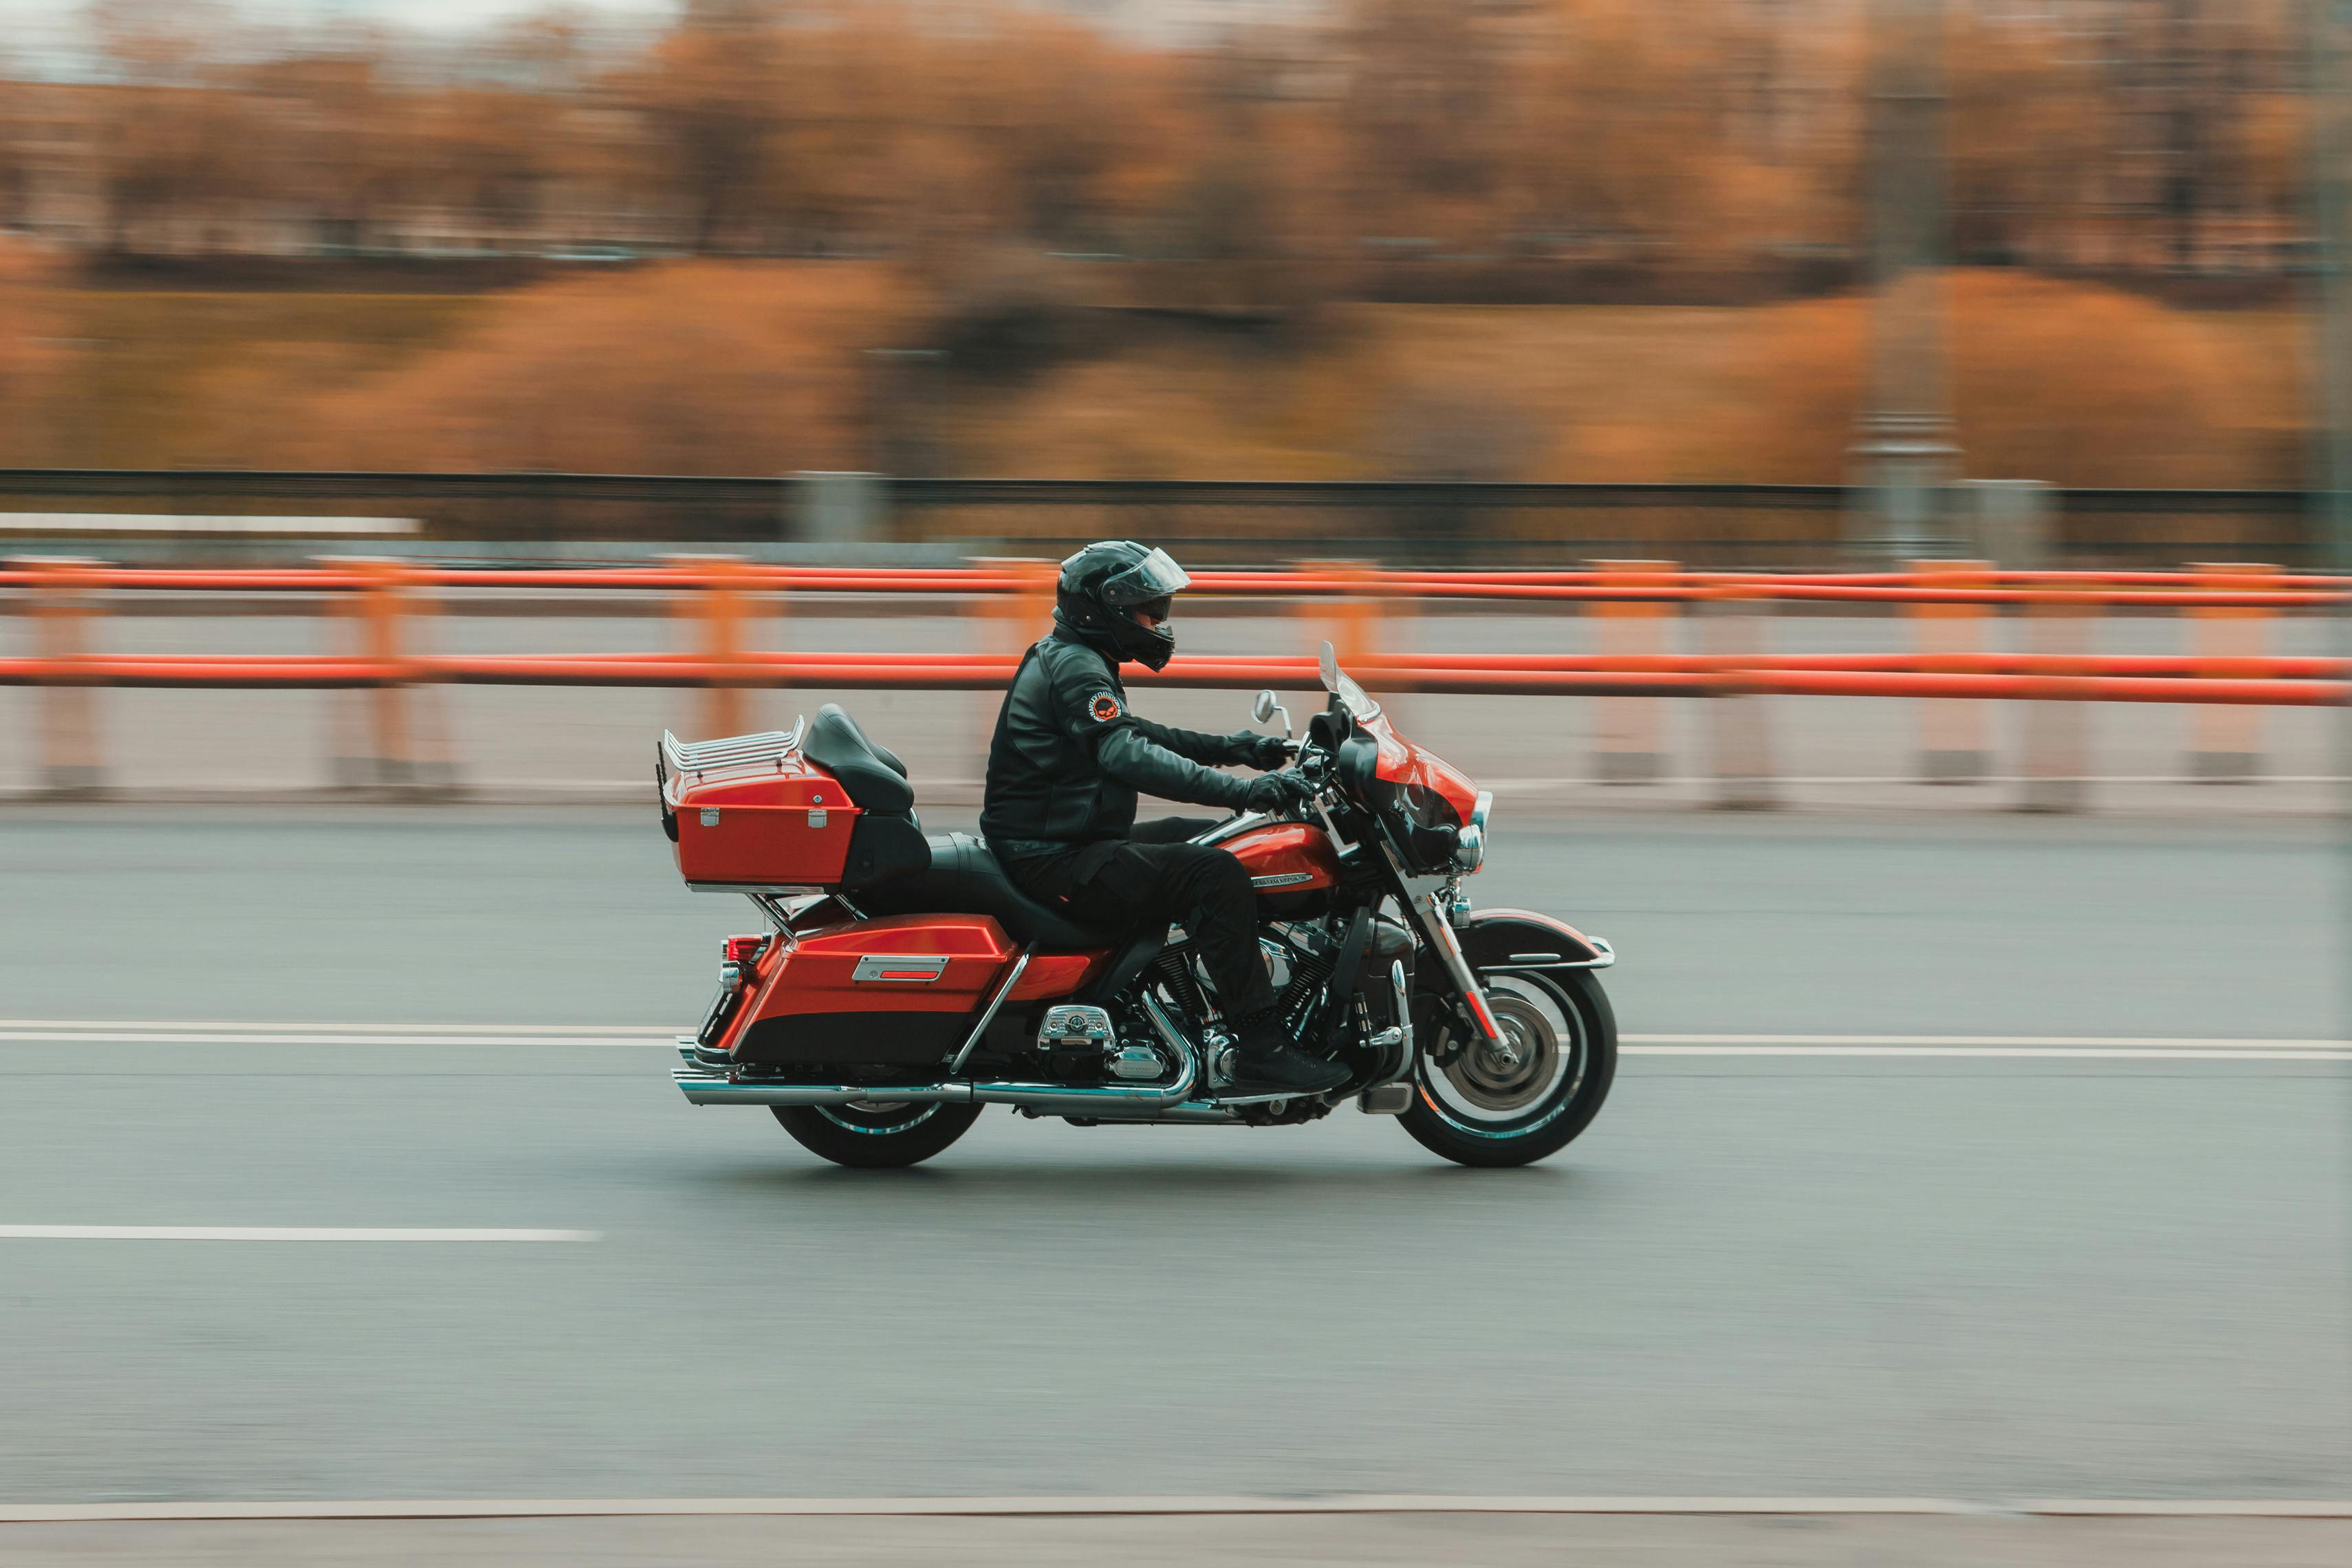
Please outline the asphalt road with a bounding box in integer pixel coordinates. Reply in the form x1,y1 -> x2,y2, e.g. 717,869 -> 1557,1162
1,807 -> 2346,1514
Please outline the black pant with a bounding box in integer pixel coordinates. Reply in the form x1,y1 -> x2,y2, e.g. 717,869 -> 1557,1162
1005,818 -> 1275,1021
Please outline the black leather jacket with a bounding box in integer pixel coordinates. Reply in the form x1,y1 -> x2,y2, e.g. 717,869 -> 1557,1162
981,627 -> 1261,862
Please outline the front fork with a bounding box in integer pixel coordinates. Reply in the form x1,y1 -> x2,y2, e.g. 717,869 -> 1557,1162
1407,880 -> 1505,1045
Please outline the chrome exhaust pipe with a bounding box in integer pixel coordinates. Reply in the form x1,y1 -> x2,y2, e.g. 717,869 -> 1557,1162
1049,1102 -> 1241,1124
673,1071 -> 977,1107
673,994 -> 1202,1113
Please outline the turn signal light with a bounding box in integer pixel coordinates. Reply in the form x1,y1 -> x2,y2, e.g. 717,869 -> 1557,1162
723,935 -> 767,965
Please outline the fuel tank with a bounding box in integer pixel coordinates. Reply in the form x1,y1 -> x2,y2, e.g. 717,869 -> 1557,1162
1224,820 -> 1340,903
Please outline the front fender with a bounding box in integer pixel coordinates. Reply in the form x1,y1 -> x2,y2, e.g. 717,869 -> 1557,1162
1454,908 -> 1615,971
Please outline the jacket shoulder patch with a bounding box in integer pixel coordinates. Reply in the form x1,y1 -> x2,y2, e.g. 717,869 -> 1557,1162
1089,692 -> 1122,723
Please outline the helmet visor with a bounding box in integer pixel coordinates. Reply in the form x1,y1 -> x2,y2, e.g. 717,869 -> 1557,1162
1096,547 -> 1190,608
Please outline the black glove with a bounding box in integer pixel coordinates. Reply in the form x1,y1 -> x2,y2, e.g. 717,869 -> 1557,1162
1231,731 -> 1292,770
1243,770 -> 1314,814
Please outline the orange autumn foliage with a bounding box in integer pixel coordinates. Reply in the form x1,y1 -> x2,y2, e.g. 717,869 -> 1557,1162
1708,272 -> 2303,488
935,274 -> 2305,489
210,262 -> 915,475
11,257 -> 2309,490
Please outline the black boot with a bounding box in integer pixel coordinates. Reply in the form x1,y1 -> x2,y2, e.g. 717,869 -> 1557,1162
1227,1014 -> 1350,1096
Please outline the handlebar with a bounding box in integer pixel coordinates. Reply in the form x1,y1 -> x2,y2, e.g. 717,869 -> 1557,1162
1292,732 -> 1332,785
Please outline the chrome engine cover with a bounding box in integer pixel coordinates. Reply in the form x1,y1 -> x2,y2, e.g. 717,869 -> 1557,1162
1036,1004 -> 1114,1052
1107,1045 -> 1168,1081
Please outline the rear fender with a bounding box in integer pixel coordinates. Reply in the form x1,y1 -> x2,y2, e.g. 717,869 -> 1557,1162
1454,908 -> 1615,972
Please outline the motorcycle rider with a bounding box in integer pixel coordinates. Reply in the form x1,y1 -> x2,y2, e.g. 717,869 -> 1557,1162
981,541 -> 1351,1096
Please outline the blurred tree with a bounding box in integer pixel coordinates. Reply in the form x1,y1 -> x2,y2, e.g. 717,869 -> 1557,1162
2187,1 -> 2305,267
0,0 -> 2302,287
2078,0 -> 2304,270
85,1 -> 268,252
1333,0 -> 1513,243
1154,40 -> 1352,317
0,78 -> 33,233
1946,8 -> 2106,266
618,2 -> 792,252
1508,0 -> 1784,261
0,238 -> 68,464
237,50 -> 402,252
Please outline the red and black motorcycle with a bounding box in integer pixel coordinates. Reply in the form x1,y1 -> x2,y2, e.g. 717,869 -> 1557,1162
660,644 -> 1617,1168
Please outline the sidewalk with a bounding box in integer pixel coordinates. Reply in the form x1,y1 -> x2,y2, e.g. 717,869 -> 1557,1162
5,1511 -> 2348,1568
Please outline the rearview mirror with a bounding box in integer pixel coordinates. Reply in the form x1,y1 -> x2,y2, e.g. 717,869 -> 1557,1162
1251,688 -> 1293,739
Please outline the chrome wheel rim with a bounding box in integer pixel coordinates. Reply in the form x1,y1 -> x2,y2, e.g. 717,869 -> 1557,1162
1421,975 -> 1587,1132
816,1100 -> 939,1135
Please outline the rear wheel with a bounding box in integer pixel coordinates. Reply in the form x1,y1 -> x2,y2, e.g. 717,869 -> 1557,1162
1398,970 -> 1615,1168
771,1100 -> 982,1168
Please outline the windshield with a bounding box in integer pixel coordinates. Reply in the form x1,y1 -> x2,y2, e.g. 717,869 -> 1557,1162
1316,640 -> 1382,721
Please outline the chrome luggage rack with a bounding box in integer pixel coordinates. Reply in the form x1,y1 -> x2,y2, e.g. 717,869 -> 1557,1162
658,720 -> 807,781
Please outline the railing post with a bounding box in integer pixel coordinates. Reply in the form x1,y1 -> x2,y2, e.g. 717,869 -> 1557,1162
1320,563 -> 1383,671
331,556 -> 453,794
1698,578 -> 1776,809
1912,558 -> 1992,782
679,554 -> 754,740
21,556 -> 106,797
1301,559 -> 1394,710
2017,577 -> 2092,814
1591,560 -> 1675,783
977,557 -> 1057,660
362,558 -> 412,787
2185,561 -> 2275,781
973,556 -> 1057,761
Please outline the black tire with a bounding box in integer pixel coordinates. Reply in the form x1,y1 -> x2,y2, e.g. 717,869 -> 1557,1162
771,1100 -> 983,1168
1399,970 -> 1615,1168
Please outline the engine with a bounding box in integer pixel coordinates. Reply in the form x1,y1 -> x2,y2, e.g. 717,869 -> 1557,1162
1032,1003 -> 1168,1085
1260,914 -> 1416,1053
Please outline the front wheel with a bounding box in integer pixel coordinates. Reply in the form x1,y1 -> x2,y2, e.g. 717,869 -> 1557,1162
1399,970 -> 1615,1168
772,1100 -> 982,1168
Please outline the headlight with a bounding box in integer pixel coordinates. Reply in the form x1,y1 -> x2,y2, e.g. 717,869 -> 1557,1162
1450,790 -> 1493,872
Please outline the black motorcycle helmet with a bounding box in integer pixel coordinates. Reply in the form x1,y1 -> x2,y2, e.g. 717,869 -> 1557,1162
1054,540 -> 1190,671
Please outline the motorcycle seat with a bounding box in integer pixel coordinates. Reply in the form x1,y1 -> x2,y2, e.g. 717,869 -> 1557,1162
862,832 -> 1107,952
803,702 -> 913,815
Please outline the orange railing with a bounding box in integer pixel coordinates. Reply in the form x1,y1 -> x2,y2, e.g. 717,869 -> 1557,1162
0,651 -> 2340,700
0,561 -> 2344,605
4,557 -> 2344,796
2,560 -> 2340,701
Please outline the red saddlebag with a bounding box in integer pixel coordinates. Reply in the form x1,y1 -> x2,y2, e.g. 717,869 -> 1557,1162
730,914 -> 1017,1068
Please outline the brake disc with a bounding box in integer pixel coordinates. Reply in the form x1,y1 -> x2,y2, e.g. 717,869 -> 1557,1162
1439,993 -> 1558,1113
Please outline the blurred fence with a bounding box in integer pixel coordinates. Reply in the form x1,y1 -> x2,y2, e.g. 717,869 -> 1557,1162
3,558 -> 2342,805
0,471 -> 2324,567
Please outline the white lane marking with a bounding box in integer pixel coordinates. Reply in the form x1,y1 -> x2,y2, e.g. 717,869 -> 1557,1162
0,1033 -> 671,1048
2,1496 -> 2349,1523
1477,774 -> 2352,788
0,1020 -> 664,1034
0,1227 -> 597,1243
1631,1047 -> 2352,1060
1624,1033 -> 2352,1060
1628,1034 -> 2351,1048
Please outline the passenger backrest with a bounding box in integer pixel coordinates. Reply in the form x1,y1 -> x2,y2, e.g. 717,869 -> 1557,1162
803,703 -> 915,816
